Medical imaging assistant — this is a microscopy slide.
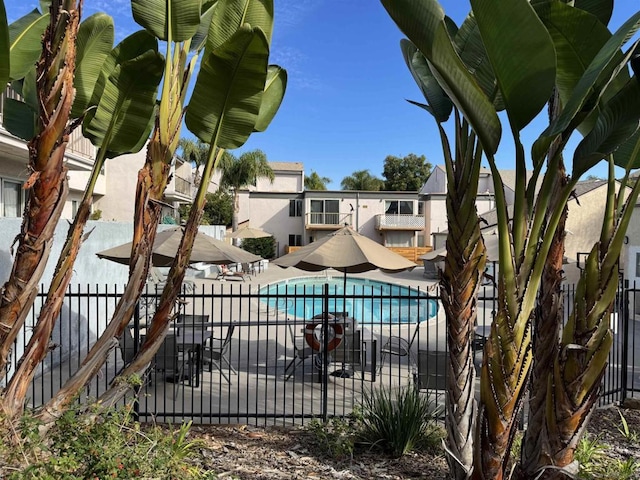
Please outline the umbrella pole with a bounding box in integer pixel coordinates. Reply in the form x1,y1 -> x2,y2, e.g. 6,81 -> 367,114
331,271 -> 352,378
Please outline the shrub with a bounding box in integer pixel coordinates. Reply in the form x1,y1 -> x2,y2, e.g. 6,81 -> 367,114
1,404 -> 208,479
306,416 -> 358,459
359,386 -> 443,457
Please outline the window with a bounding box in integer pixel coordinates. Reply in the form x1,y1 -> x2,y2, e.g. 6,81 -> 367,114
3,180 -> 23,217
310,199 -> 339,224
418,202 -> 424,215
385,200 -> 414,215
636,252 -> 640,277
72,200 -> 79,217
288,234 -> 302,246
289,199 -> 302,217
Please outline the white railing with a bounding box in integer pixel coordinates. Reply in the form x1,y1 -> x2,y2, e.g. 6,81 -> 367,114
306,212 -> 353,227
375,214 -> 425,229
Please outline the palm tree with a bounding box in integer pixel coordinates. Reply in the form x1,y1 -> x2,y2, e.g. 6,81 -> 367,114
340,169 -> 384,191
179,137 -> 209,189
218,149 -> 275,243
304,170 -> 331,190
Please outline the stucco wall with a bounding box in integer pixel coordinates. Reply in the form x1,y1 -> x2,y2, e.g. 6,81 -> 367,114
94,149 -> 145,222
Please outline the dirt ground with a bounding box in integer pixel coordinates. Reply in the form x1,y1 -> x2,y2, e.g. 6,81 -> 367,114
183,405 -> 640,479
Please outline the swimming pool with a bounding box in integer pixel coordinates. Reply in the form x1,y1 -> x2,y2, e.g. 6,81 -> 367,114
259,276 -> 438,324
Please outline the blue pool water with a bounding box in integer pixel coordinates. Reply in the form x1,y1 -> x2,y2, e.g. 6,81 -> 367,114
259,277 -> 438,324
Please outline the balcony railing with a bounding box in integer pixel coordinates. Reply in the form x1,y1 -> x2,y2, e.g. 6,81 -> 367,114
2,86 -> 95,160
305,212 -> 353,228
375,214 -> 425,230
174,175 -> 192,196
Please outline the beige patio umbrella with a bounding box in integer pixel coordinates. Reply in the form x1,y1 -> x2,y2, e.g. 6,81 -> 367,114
97,227 -> 262,267
227,227 -> 272,239
273,225 -> 415,377
272,225 -> 416,274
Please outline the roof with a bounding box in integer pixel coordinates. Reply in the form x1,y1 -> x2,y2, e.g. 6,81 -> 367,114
269,162 -> 303,172
574,179 -> 607,197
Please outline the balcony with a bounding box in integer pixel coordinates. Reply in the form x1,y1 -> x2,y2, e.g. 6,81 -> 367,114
1,86 -> 96,169
375,214 -> 425,231
305,212 -> 353,230
165,174 -> 192,202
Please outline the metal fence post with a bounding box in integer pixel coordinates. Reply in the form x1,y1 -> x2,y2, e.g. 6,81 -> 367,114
322,283 -> 329,423
622,280 -> 630,403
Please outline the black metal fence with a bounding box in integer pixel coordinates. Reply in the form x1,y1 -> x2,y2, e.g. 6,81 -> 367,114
5,277 -> 638,425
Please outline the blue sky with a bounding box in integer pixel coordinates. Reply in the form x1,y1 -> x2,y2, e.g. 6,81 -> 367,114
7,1 -> 639,189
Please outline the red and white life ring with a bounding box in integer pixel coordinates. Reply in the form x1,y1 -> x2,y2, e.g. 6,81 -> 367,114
304,315 -> 344,352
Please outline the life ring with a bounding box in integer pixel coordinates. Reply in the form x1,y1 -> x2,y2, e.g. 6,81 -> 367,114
305,316 -> 344,352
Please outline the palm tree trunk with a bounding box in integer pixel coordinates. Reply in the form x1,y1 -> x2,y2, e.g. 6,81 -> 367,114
441,122 -> 486,480
518,89 -> 568,479
0,0 -> 80,380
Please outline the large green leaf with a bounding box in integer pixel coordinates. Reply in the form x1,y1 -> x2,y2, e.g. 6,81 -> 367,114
573,77 -> 640,177
207,0 -> 273,52
613,130 -> 640,170
470,0 -> 555,131
534,1 -> 625,136
0,1 -> 9,88
191,0 -> 218,52
8,9 -> 49,81
72,13 -> 114,118
400,39 -> 452,122
533,12 -> 640,165
453,12 -> 504,110
381,0 -> 501,154
574,0 -> 613,26
186,25 -> 269,149
254,64 -> 286,132
83,50 -> 163,153
132,0 -> 201,42
85,30 -> 158,123
3,98 -> 36,140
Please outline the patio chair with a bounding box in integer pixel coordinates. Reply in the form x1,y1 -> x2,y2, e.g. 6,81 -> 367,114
378,322 -> 421,372
414,349 -> 448,416
176,314 -> 210,337
284,324 -> 323,381
201,323 -> 237,384
214,264 -> 249,282
241,262 -> 256,276
332,329 -> 367,378
152,335 -> 193,398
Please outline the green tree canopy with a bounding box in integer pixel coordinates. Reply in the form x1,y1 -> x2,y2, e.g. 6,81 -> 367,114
241,236 -> 276,259
340,169 -> 384,191
304,170 -> 331,190
382,153 -> 432,191
218,149 -> 275,236
180,189 -> 233,226
178,137 -> 209,187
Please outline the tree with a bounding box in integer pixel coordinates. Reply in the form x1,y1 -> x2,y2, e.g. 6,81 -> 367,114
304,170 -> 331,190
242,236 -> 276,259
340,169 -> 384,191
0,0 -> 287,426
181,190 -> 233,225
382,1 -> 640,479
382,153 -> 432,190
179,137 -> 209,188
218,149 -> 275,241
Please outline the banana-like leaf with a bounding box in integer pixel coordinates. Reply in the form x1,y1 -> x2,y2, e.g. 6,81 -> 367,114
534,1 -> 627,137
83,50 -> 163,153
186,25 -> 269,149
207,0 -> 274,52
39,0 -> 51,14
574,0 -> 613,26
454,12 -> 504,110
381,0 -> 501,154
400,39 -> 452,122
532,13 -> 640,165
3,98 -> 36,140
132,0 -> 201,42
84,30 -> 159,128
573,77 -> 640,177
72,13 -> 114,118
21,69 -> 38,111
8,9 -> 49,81
470,0 -> 555,131
191,0 -> 218,52
614,130 -> 640,170
0,1 -> 9,88
254,64 -> 286,132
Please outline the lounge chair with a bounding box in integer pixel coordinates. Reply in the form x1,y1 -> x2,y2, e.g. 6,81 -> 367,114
214,265 -> 249,282
201,323 -> 237,384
